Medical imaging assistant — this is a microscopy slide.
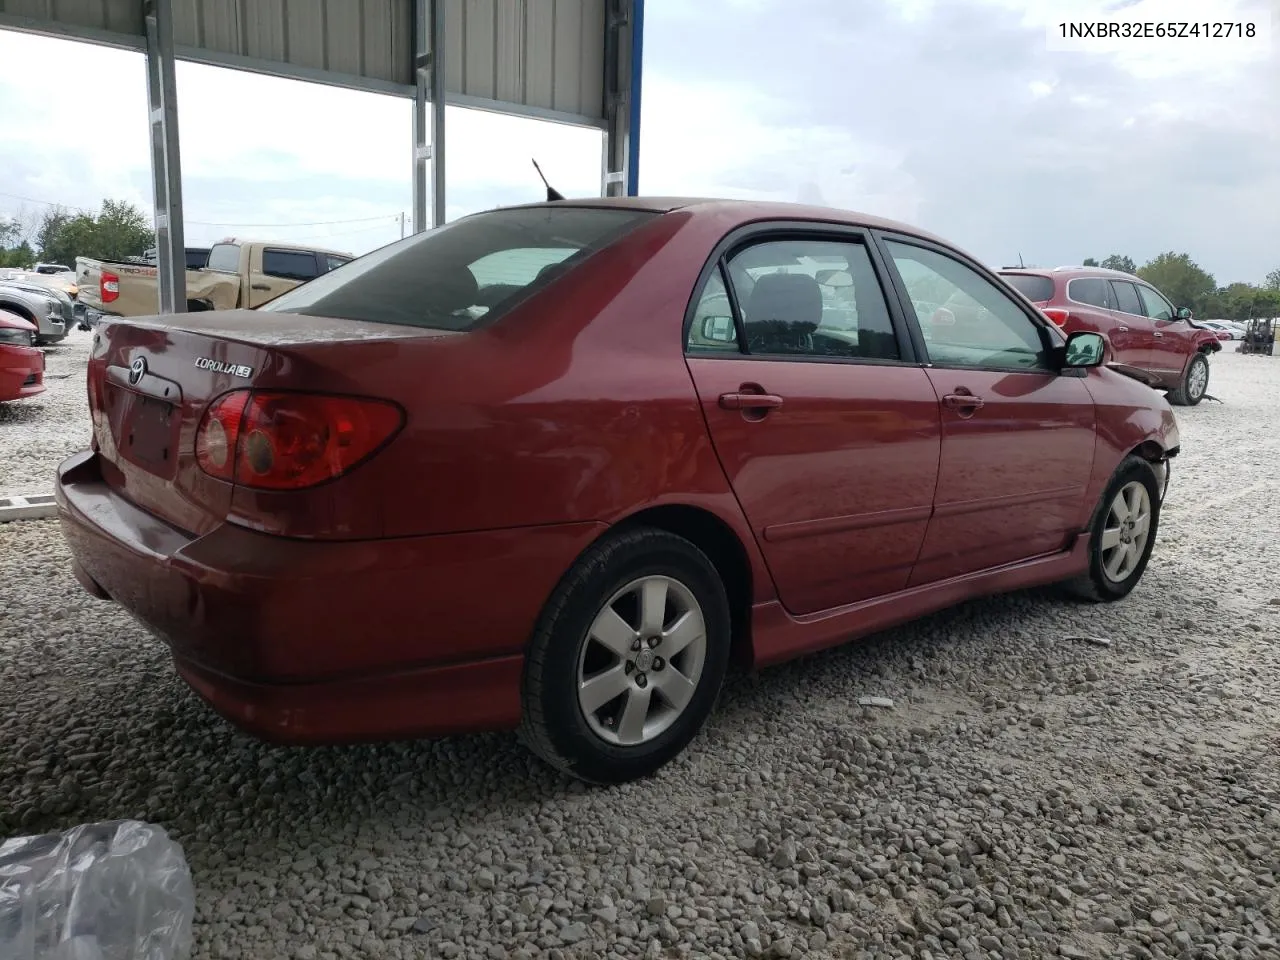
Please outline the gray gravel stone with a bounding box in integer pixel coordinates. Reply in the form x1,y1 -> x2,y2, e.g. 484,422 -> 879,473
3,346 -> 1279,960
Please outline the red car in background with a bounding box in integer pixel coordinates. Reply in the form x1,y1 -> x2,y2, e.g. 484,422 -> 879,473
0,309 -> 45,401
57,198 -> 1179,784
998,266 -> 1220,405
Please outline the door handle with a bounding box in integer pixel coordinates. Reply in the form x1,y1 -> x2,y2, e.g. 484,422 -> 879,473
942,393 -> 985,410
1153,331 -> 1164,338
1117,325 -> 1129,332
250,283 -> 271,291
719,392 -> 783,410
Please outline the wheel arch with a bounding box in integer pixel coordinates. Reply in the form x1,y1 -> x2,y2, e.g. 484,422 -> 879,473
608,503 -> 756,668
0,299 -> 38,325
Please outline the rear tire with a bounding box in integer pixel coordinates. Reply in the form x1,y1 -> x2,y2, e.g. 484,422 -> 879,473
520,527 -> 731,785
1062,456 -> 1161,602
1167,352 -> 1209,406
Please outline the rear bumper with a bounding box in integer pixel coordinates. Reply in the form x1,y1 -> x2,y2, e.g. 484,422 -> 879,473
55,449 -> 606,743
0,346 -> 45,400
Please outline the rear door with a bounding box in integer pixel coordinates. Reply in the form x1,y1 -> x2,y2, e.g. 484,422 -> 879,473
878,235 -> 1096,583
1107,280 -> 1155,368
683,226 -> 941,616
248,247 -> 323,307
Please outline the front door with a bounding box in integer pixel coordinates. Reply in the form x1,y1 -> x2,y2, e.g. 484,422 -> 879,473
879,237 -> 1097,583
684,232 -> 941,616
1135,282 -> 1192,377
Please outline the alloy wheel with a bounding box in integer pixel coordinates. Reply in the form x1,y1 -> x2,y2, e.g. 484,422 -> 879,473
1100,480 -> 1152,583
576,575 -> 708,747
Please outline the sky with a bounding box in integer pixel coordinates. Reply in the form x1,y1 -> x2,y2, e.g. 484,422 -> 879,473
0,0 -> 1275,284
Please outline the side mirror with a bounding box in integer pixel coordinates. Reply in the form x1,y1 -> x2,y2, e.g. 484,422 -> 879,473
1177,307 -> 1193,320
1063,331 -> 1106,368
700,315 -> 737,343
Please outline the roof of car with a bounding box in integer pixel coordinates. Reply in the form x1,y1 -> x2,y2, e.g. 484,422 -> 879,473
505,196 -> 957,248
999,265 -> 1142,280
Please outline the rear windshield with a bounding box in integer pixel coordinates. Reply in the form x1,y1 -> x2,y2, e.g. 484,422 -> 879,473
260,206 -> 656,331
1000,273 -> 1055,303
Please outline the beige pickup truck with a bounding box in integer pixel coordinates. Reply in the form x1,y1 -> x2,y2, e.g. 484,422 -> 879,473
76,240 -> 353,318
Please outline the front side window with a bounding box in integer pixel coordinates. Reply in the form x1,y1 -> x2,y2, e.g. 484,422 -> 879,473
1136,284 -> 1175,321
1110,280 -> 1144,316
887,240 -> 1048,370
206,243 -> 241,273
719,237 -> 900,361
262,249 -> 321,282
261,206 -> 655,331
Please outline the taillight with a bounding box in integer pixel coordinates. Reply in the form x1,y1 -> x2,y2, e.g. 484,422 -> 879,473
101,272 -> 120,303
194,390 -> 403,490
1041,307 -> 1070,326
195,391 -> 250,481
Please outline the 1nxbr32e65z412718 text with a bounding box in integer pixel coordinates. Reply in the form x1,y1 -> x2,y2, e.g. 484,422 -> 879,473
1044,3 -> 1272,53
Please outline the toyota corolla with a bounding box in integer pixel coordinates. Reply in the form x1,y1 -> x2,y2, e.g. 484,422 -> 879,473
56,198 -> 1178,784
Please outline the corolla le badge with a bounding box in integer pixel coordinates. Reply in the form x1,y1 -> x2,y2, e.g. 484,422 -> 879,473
194,357 -> 254,378
128,357 -> 146,385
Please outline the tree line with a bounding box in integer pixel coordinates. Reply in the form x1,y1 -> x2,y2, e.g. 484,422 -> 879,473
2,199 -> 1277,322
1077,253 -> 1279,322
0,200 -> 154,270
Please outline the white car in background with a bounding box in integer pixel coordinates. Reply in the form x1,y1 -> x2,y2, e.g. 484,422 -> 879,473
1198,320 -> 1242,340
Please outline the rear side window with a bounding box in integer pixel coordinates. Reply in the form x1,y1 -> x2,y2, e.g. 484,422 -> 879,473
324,254 -> 350,272
263,249 -> 321,282
720,237 -> 901,361
1001,273 -> 1054,303
206,243 -> 241,273
1111,280 -> 1143,316
185,249 -> 210,270
261,206 -> 656,331
1068,277 -> 1114,309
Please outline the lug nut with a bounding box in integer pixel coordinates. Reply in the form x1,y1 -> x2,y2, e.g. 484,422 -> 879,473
631,638 -> 642,651
636,674 -> 648,688
624,661 -> 634,674
652,657 -> 665,671
648,636 -> 660,648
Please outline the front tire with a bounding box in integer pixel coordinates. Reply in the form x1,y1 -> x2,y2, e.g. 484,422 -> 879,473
1168,352 -> 1209,406
520,527 -> 731,784
1063,456 -> 1161,602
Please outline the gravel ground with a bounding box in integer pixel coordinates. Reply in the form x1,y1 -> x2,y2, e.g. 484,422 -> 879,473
2,351 -> 1278,960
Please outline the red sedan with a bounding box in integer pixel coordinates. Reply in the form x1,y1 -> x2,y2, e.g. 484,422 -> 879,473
0,309 -> 45,401
56,199 -> 1179,783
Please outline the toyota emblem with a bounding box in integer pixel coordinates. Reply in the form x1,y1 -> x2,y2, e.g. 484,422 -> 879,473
128,357 -> 147,385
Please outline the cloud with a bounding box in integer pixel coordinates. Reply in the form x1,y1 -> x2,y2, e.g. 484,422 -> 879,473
0,1 -> 1276,282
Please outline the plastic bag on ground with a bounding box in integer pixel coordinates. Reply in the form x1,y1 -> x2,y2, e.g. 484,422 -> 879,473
0,820 -> 194,960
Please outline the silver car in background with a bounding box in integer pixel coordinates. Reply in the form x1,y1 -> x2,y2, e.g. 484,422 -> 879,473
0,274 -> 70,344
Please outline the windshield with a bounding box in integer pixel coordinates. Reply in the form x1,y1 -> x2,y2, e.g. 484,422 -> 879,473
261,206 -> 656,331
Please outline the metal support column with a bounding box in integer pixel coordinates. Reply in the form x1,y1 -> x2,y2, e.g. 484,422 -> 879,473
143,0 -> 185,313
412,0 -> 447,232
601,0 -> 640,197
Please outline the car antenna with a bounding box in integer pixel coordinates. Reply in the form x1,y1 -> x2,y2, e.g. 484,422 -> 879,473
532,158 -> 565,202
1018,252 -> 1025,268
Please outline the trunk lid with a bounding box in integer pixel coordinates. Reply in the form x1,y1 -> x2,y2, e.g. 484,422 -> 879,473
89,311 -> 453,535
